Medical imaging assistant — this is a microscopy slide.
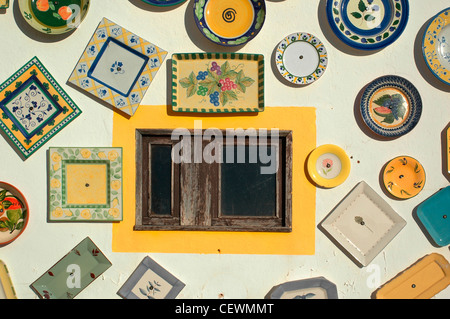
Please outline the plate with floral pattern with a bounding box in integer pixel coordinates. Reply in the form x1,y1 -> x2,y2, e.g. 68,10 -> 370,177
275,32 -> 328,85
422,7 -> 450,86
141,0 -> 187,6
383,156 -> 425,199
360,75 -> 422,138
326,0 -> 409,50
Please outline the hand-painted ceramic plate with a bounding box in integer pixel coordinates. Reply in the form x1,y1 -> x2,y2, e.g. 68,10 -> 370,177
141,0 -> 187,6
383,156 -> 425,199
307,144 -> 351,188
326,0 -> 409,50
266,277 -> 338,299
0,182 -> 29,247
18,0 -> 90,35
360,75 -> 422,138
0,260 -> 17,299
193,0 -> 266,46
275,32 -> 328,85
422,7 -> 450,86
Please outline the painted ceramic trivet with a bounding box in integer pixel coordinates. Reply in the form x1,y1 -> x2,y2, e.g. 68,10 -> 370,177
172,52 -> 264,113
320,181 -> 406,267
141,0 -> 187,6
360,75 -> 422,138
383,156 -> 425,199
0,0 -> 9,9
275,32 -> 328,85
422,7 -> 450,86
0,182 -> 28,247
193,0 -> 266,46
307,144 -> 350,188
68,18 -> 167,117
30,237 -> 112,299
0,57 -> 82,160
18,0 -> 90,34
48,147 -> 123,222
416,186 -> 450,247
0,261 -> 17,299
117,256 -> 185,299
266,277 -> 338,299
326,0 -> 409,50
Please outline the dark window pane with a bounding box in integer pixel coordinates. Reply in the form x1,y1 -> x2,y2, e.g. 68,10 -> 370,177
221,145 -> 277,217
150,144 -> 172,215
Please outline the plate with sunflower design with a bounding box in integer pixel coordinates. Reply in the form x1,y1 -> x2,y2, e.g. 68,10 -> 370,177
326,0 -> 409,50
140,0 -> 187,6
360,75 -> 422,138
383,156 -> 425,199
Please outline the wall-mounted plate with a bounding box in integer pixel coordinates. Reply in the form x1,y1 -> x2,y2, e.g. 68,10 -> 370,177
141,0 -> 187,6
383,156 -> 425,199
0,182 -> 29,246
266,277 -> 338,299
0,260 -> 16,299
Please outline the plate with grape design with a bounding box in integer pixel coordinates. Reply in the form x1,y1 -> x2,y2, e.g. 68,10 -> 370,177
360,75 -> 422,138
383,156 -> 425,199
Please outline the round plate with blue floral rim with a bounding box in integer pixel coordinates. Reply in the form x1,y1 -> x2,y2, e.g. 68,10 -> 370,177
140,0 -> 187,6
326,0 -> 409,50
360,75 -> 422,138
193,0 -> 266,46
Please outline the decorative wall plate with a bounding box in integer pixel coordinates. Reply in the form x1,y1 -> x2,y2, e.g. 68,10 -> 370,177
0,0 -> 9,9
30,237 -> 112,299
320,181 -> 406,267
18,0 -> 90,35
68,18 -> 168,117
172,52 -> 264,113
266,277 -> 338,299
141,0 -> 187,6
0,261 -> 17,299
193,0 -> 266,46
275,32 -> 328,85
383,156 -> 425,199
360,75 -> 422,138
326,0 -> 409,50
0,57 -> 82,160
48,147 -> 123,222
375,253 -> 450,299
0,182 -> 29,246
117,256 -> 185,299
416,186 -> 450,247
422,7 -> 450,86
307,144 -> 351,188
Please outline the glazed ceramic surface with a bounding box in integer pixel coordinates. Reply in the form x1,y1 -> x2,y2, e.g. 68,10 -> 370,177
48,147 -> 123,222
360,75 -> 422,138
30,237 -> 112,299
383,156 -> 425,199
320,181 -> 406,267
266,277 -> 338,299
68,18 -> 167,117
141,0 -> 187,6
0,183 -> 28,247
0,261 -> 16,299
326,0 -> 409,50
307,144 -> 351,188
422,7 -> 450,85
275,32 -> 328,85
172,53 -> 264,113
18,0 -> 89,34
447,125 -> 450,174
193,0 -> 266,46
0,0 -> 9,9
117,256 -> 185,299
0,57 -> 81,159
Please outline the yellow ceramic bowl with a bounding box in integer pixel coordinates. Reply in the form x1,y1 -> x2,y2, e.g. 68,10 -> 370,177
383,156 -> 426,199
307,144 -> 351,188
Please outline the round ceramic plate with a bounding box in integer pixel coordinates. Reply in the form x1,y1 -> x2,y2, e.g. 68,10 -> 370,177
383,156 -> 425,199
307,144 -> 351,188
275,32 -> 328,85
326,0 -> 409,50
193,0 -> 266,46
141,0 -> 187,6
0,182 -> 29,246
360,75 -> 422,138
18,0 -> 90,35
422,7 -> 450,86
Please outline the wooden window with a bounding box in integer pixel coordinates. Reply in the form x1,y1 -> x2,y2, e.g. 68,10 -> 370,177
135,129 -> 292,232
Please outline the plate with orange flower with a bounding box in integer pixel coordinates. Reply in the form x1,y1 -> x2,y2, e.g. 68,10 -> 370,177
18,0 -> 90,35
307,144 -> 351,188
383,156 -> 425,199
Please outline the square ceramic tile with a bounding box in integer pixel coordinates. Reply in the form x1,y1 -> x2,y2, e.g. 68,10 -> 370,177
0,57 -> 82,160
68,17 -> 167,117
48,147 -> 123,222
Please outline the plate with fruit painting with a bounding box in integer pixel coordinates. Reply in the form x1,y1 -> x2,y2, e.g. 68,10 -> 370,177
383,156 -> 425,199
0,182 -> 29,246
171,53 -> 264,113
360,75 -> 422,138
18,0 -> 90,35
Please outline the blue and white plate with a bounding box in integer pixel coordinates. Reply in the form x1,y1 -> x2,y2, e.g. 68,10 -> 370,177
140,0 -> 187,6
326,0 -> 409,50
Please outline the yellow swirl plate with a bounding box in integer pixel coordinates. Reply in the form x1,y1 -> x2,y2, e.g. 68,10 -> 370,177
383,156 -> 425,199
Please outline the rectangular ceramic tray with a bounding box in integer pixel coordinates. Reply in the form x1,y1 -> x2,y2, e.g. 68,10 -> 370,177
0,260 -> 16,299
30,237 -> 112,299
320,181 -> 406,267
171,53 -> 264,113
